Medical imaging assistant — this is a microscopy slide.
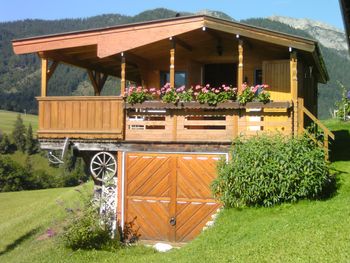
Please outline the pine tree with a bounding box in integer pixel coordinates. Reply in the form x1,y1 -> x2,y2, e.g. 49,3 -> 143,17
12,114 -> 26,152
26,124 -> 36,154
0,134 -> 11,154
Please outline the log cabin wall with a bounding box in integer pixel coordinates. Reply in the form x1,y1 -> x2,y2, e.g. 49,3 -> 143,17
142,40 -> 292,92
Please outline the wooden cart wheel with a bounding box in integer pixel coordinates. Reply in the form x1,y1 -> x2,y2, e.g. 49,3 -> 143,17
90,152 -> 117,182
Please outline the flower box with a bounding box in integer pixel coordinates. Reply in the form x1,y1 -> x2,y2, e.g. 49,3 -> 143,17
125,101 -> 291,110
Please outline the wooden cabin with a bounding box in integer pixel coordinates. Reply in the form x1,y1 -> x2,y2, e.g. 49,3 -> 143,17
12,15 -> 333,243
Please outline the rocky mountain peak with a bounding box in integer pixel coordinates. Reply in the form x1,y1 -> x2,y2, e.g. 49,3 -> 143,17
268,15 -> 347,51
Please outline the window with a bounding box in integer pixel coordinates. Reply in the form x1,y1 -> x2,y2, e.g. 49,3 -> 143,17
160,71 -> 187,88
254,69 -> 262,85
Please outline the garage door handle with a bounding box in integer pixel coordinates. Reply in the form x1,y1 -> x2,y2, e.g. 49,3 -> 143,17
169,217 -> 176,226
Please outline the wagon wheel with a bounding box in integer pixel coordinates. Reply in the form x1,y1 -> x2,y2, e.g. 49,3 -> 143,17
90,152 -> 117,183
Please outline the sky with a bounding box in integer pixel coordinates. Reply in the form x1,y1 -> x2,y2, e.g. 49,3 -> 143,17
0,0 -> 345,31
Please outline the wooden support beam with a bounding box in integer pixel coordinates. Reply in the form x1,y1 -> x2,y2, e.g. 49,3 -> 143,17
87,70 -> 108,96
173,37 -> 192,51
47,61 -> 59,80
42,51 -> 117,77
237,39 -> 244,93
87,70 -> 100,96
121,57 -> 126,96
170,40 -> 176,88
290,51 -> 298,135
41,58 -> 48,97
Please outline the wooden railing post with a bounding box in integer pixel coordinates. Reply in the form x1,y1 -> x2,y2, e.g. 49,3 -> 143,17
41,58 -> 48,97
324,133 -> 329,161
237,39 -> 244,93
121,56 -> 126,96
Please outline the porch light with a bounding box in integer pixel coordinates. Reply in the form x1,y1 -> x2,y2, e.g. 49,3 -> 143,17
289,47 -> 293,52
202,26 -> 206,31
236,34 -> 240,39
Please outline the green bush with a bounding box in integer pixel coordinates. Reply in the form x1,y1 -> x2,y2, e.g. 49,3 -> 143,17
0,156 -> 31,192
212,135 -> 334,208
62,191 -> 120,251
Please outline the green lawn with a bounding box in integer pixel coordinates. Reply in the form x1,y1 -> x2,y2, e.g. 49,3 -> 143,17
0,119 -> 349,263
0,110 -> 38,135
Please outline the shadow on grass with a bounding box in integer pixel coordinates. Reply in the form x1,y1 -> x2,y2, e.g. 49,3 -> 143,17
330,130 -> 350,162
318,167 -> 344,200
0,227 -> 40,256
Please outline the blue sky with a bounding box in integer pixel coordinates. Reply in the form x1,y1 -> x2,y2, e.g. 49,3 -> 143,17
0,0 -> 345,30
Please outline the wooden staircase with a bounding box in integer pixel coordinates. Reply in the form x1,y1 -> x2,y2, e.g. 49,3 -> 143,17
298,99 -> 335,160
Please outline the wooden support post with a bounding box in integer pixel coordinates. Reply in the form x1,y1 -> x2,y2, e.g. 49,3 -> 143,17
237,40 -> 244,93
290,51 -> 298,135
170,39 -> 176,88
41,58 -> 48,97
297,98 -> 304,135
121,56 -> 126,96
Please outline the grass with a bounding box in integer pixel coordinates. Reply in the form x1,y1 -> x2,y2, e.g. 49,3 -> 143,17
0,119 -> 349,262
0,110 -> 38,135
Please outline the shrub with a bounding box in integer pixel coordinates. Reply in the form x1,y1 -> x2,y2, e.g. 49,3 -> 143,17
62,188 -> 120,251
0,156 -> 31,192
212,135 -> 334,208
60,147 -> 89,187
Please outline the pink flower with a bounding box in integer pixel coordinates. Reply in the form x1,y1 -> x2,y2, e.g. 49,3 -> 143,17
242,83 -> 248,91
136,86 -> 142,92
194,92 -> 199,96
166,88 -> 172,93
156,90 -> 161,95
149,88 -> 156,92
215,89 -> 220,94
195,85 -> 202,90
206,84 -> 210,88
251,86 -> 258,93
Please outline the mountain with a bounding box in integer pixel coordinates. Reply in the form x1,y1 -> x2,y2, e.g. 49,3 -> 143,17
0,8 -> 349,119
268,16 -> 348,52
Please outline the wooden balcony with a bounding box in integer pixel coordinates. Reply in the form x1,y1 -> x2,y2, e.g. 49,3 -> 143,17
37,96 -> 124,139
125,101 -> 292,142
37,97 -> 292,142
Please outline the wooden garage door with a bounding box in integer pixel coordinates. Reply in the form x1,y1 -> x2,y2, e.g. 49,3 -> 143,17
125,153 -> 222,242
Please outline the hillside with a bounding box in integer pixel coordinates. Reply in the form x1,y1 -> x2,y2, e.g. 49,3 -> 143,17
0,120 -> 349,262
0,110 -> 38,134
0,8 -> 349,118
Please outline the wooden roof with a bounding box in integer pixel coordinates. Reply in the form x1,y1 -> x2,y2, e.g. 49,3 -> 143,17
12,15 -> 328,82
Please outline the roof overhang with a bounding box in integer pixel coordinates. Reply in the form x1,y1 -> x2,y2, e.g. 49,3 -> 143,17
12,15 -> 329,83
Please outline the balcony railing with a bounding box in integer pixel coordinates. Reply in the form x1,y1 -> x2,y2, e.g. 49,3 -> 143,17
37,96 -> 124,139
125,101 -> 292,142
36,97 -> 292,142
